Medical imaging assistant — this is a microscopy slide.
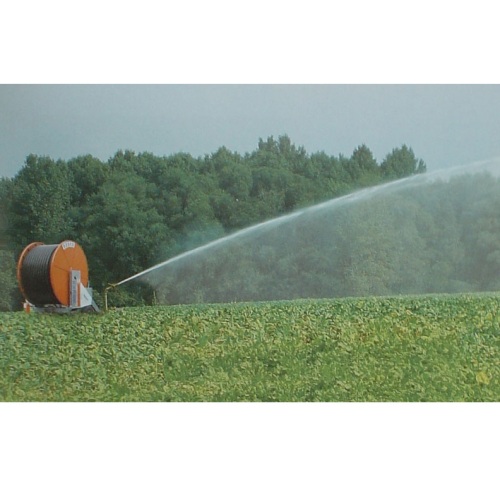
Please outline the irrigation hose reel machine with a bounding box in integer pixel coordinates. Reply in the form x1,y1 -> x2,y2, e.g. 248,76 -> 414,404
17,240 -> 99,313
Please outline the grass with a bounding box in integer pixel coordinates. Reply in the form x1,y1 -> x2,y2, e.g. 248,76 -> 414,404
1,293 -> 499,401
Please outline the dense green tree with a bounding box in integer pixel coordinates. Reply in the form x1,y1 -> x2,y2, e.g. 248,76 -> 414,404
0,178 -> 18,310
1,136 -> 438,308
79,172 -> 169,293
211,147 -> 252,201
7,155 -> 72,252
459,174 -> 500,290
67,155 -> 109,206
381,145 -> 426,179
0,177 -> 12,249
309,152 -> 351,197
331,200 -> 399,296
151,153 -> 220,249
349,144 -> 381,186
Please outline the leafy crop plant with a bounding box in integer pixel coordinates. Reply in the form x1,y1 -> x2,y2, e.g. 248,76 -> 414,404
1,294 -> 499,401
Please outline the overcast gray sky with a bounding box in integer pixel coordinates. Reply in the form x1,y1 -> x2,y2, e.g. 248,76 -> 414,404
1,84 -> 500,178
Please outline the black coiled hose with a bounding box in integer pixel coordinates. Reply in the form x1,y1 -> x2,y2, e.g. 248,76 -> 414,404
19,244 -> 59,306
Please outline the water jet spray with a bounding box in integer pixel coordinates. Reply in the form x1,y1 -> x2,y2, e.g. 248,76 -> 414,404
102,158 -> 500,306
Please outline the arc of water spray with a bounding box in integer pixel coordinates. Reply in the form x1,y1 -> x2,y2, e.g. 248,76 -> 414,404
109,174 -> 415,290
111,210 -> 302,287
104,156 -> 500,309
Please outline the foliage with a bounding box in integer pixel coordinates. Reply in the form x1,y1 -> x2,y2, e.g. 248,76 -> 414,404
0,177 -> 12,249
6,155 -> 73,251
78,171 -> 170,290
0,249 -> 18,311
147,171 -> 500,304
0,179 -> 20,311
1,294 -> 499,401
0,137 -> 427,308
381,145 -> 426,179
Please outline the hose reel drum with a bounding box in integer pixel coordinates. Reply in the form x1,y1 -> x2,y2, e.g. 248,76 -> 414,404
17,240 -> 99,313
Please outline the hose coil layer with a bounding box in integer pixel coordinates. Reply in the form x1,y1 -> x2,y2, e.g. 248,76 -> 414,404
19,244 -> 59,306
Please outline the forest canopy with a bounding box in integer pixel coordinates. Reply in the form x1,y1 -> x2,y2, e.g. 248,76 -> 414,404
0,136 -> 435,310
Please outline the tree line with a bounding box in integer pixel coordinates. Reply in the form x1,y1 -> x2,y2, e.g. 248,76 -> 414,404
0,136 -> 427,310
149,169 -> 500,304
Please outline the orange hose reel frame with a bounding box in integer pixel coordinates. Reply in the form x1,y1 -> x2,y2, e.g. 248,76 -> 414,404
50,241 -> 89,306
17,240 -> 89,306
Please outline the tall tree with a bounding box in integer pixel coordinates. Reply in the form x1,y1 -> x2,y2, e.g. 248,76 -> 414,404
79,172 -> 169,290
0,177 -> 12,249
381,145 -> 426,180
0,177 -> 18,310
1,137 -> 433,307
7,155 -> 72,251
349,144 -> 381,186
67,155 -> 109,206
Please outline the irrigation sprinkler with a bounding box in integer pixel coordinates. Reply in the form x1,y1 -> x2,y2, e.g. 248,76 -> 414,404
16,240 -> 99,313
104,283 -> 118,311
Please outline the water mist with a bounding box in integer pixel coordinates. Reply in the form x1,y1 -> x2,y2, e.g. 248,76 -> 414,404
114,158 -> 500,305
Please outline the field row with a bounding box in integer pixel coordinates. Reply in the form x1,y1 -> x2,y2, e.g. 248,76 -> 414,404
1,294 -> 499,401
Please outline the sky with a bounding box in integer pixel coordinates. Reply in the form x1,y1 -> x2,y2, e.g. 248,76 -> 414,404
1,84 -> 500,178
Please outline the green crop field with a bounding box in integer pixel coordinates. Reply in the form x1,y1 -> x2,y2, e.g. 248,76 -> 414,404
1,294 -> 499,402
